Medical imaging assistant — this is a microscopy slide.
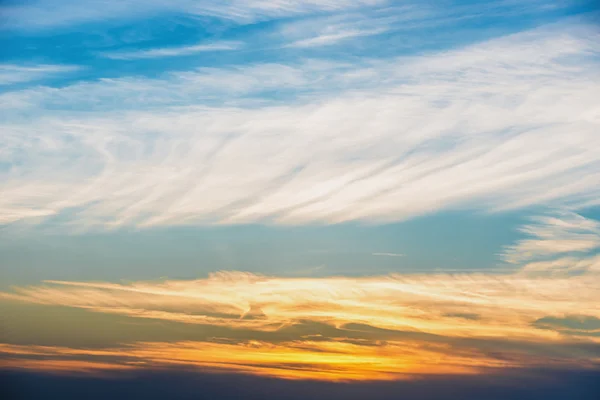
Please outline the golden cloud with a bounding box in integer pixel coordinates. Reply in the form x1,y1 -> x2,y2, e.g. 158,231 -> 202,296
2,213 -> 599,380
1,267 -> 599,380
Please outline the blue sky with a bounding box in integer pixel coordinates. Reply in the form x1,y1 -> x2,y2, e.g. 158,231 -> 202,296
1,0 -> 600,395
0,209 -> 526,288
1,1 -> 597,94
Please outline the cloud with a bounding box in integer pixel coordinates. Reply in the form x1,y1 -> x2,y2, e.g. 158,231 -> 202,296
533,315 -> 600,336
501,211 -> 600,272
100,41 -> 243,60
1,212 -> 599,379
1,0 -> 386,30
278,5 -> 428,48
286,27 -> 387,47
0,357 -> 136,375
1,0 -> 580,32
372,253 -> 404,257
0,339 -> 512,380
0,21 -> 599,228
277,0 -> 590,48
3,266 -> 599,339
0,64 -> 81,86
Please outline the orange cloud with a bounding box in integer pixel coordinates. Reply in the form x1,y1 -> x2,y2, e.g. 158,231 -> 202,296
2,337 -> 587,381
2,269 -> 599,342
2,213 -> 599,380
2,269 -> 600,380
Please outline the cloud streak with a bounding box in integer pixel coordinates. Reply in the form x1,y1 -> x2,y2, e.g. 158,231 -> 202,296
3,267 -> 598,339
0,338 -> 576,381
278,5 -> 426,48
0,64 -> 81,86
1,20 -> 599,229
100,41 -> 243,60
286,27 -> 387,47
1,0 -> 387,30
503,211 -> 600,266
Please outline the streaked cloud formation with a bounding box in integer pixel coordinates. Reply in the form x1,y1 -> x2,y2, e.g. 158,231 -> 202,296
503,211 -> 600,267
0,64 -> 81,86
1,19 -> 599,229
100,41 -> 243,60
2,0 -> 385,30
2,213 -> 599,380
3,264 -> 599,338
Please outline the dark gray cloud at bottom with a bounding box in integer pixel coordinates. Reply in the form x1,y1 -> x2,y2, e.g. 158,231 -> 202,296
2,367 -> 599,400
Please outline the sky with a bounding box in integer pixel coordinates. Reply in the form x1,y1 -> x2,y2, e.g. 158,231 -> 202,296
1,1 -> 600,399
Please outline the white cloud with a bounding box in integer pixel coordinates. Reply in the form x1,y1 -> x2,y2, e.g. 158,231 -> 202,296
502,211 -> 600,276
372,253 -> 404,257
1,0 -> 387,30
1,0 -> 578,31
0,64 -> 81,86
286,27 -> 388,47
0,22 -> 599,229
100,41 -> 243,60
278,5 -> 431,48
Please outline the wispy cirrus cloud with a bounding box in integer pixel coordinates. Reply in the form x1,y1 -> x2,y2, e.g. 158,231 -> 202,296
100,41 -> 243,60
279,12 -> 395,48
2,0 -> 581,32
504,212 -> 600,262
286,27 -> 388,47
0,21 -> 598,229
0,64 -> 81,86
1,0 -> 387,30
278,5 -> 428,48
501,211 -> 600,277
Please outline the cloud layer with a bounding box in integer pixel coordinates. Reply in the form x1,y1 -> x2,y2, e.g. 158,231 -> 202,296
1,0 -> 386,30
2,213 -> 599,379
0,64 -> 81,86
1,21 -> 599,229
